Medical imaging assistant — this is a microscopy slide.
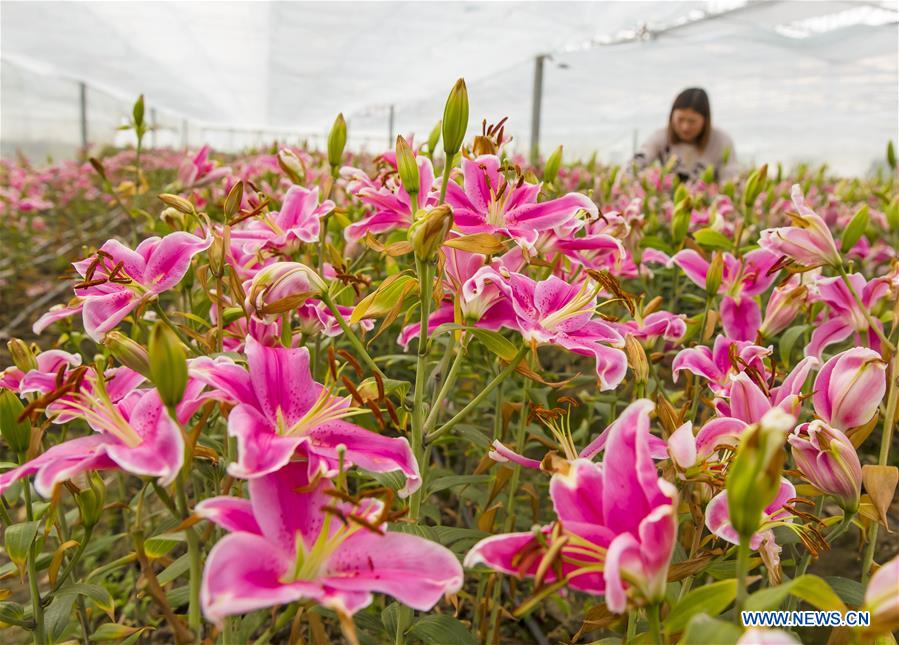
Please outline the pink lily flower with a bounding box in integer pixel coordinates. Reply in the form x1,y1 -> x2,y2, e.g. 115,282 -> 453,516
446,155 -> 597,251
670,248 -> 780,340
705,477 -> 796,569
192,337 -> 420,495
759,274 -> 811,338
39,232 -> 211,342
804,273 -> 889,359
0,388 -> 183,498
788,421 -> 862,511
229,186 -> 335,253
177,145 -> 231,188
343,155 -> 437,242
0,349 -> 81,393
198,459 -> 463,623
466,400 -> 677,613
667,418 -> 747,474
716,356 -> 818,424
812,347 -> 886,431
672,335 -> 771,397
614,310 -> 686,343
862,552 -> 899,635
759,184 -> 842,268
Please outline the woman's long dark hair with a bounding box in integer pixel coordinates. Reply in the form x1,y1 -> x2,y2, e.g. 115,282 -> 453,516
668,87 -> 711,150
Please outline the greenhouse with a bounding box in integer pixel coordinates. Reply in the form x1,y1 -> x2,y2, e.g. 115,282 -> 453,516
1,1 -> 898,644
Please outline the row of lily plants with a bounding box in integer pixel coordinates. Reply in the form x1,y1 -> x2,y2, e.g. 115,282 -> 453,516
1,85 -> 898,644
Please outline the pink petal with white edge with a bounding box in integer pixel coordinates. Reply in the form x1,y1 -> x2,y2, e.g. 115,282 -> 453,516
245,337 -> 321,426
143,232 -> 211,294
728,373 -> 772,424
195,497 -> 262,535
322,530 -> 464,611
226,404 -> 303,479
82,290 -> 139,342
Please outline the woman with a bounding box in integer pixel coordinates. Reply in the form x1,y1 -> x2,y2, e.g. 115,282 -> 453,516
633,88 -> 737,182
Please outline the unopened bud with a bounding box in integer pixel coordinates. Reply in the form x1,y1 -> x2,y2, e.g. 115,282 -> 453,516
132,94 -> 145,128
76,472 -> 106,528
327,113 -> 347,174
726,408 -> 793,540
106,332 -> 151,379
742,164 -> 767,209
158,193 -> 195,215
427,120 -> 442,156
246,262 -> 327,321
624,335 -> 648,384
223,181 -> 244,220
7,339 -> 37,373
395,136 -> 420,202
410,205 -> 454,262
442,79 -> 469,158
148,321 -> 188,409
543,145 -> 563,184
0,390 -> 31,454
208,226 -> 230,278
277,149 -> 305,184
705,252 -> 724,297
89,157 -> 108,181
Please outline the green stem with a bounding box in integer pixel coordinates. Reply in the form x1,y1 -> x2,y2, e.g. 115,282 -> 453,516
647,603 -> 662,645
735,536 -> 751,624
423,341 -> 465,433
51,526 -> 93,594
426,345 -> 528,443
438,157 -> 453,205
837,266 -> 895,353
175,465 -> 202,634
862,347 -> 899,582
23,484 -> 45,644
320,293 -> 386,380
152,301 -> 194,351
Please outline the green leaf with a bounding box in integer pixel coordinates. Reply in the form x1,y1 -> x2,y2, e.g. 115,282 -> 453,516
389,523 -> 440,543
157,553 -> 191,586
665,578 -> 737,634
381,602 -> 400,637
90,623 -> 152,641
427,475 -> 491,496
407,614 -> 476,644
144,532 -> 184,559
680,614 -> 741,644
57,583 -> 115,620
4,520 -> 39,572
778,324 -> 809,365
639,235 -> 672,253
841,204 -> 869,252
693,228 -> 733,251
469,328 -> 518,361
824,576 -> 865,607
745,574 -> 846,612
45,593 -> 77,644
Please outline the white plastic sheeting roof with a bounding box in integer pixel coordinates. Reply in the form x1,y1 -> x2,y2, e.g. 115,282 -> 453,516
2,1 -> 898,174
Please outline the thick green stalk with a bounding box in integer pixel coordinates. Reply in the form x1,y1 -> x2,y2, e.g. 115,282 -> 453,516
647,603 -> 662,645
438,158 -> 453,205
423,342 -> 465,433
427,345 -> 528,443
409,258 -> 434,520
320,293 -> 386,380
22,484 -> 45,644
175,476 -> 202,633
735,536 -> 751,624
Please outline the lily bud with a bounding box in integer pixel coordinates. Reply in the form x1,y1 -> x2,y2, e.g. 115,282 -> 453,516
158,193 -> 196,215
208,226 -> 230,278
0,390 -> 31,454
742,164 -> 767,209
544,145 -> 563,184
624,334 -> 648,384
759,282 -> 807,337
106,332 -> 151,379
246,262 -> 326,321
7,339 -> 37,373
705,252 -> 724,297
395,135 -> 420,202
148,321 -> 188,409
223,180 -> 244,221
410,205 -> 454,262
813,348 -> 886,432
75,472 -> 107,528
327,113 -> 347,174
726,408 -> 793,540
277,149 -> 305,184
788,421 -> 861,512
426,120 -> 442,157
442,79 -> 469,158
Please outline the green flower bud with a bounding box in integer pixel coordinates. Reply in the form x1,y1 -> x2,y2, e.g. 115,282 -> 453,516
887,140 -> 896,170
148,322 -> 188,409
705,252 -> 724,297
544,145 -> 563,184
223,180 -> 244,221
410,205 -> 454,262
395,135 -> 420,203
158,193 -> 196,215
132,94 -> 145,128
427,120 -> 442,157
442,79 -> 469,158
327,113 -> 347,174
277,149 -> 305,184
7,339 -> 37,373
742,164 -> 768,209
208,226 -> 230,278
726,408 -> 793,540
106,332 -> 151,379
0,390 -> 31,454
76,472 -> 106,528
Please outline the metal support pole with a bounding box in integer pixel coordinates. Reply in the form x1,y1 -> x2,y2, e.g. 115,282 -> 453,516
78,81 -> 88,152
529,55 -> 545,166
388,105 -> 395,147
